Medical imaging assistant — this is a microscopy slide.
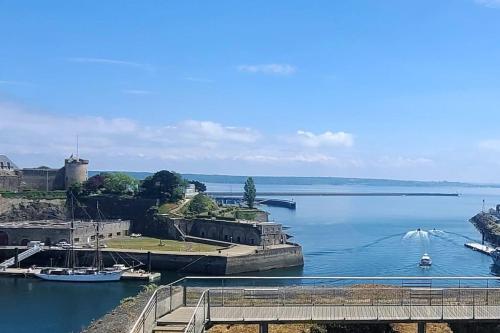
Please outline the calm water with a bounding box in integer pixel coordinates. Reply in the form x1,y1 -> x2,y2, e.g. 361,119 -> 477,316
1,184 -> 499,332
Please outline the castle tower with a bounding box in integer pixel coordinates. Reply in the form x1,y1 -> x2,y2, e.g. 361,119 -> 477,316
64,155 -> 89,189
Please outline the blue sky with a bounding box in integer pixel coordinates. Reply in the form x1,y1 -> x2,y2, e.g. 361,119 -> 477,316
2,0 -> 500,182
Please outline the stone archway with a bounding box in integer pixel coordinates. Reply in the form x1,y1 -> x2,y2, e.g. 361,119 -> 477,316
0,231 -> 9,246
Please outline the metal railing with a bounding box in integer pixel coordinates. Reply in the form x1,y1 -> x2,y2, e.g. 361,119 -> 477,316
129,278 -> 185,333
184,289 -> 210,333
130,276 -> 500,333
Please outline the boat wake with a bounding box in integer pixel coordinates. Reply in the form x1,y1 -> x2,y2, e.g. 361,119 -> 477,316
306,233 -> 405,256
403,229 -> 430,241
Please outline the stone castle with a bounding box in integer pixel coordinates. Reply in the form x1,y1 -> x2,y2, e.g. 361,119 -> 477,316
0,154 -> 89,192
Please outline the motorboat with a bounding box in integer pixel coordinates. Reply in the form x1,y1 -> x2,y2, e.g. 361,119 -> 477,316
419,253 -> 432,267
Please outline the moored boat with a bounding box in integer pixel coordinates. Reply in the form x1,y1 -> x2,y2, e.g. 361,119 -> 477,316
35,267 -> 123,282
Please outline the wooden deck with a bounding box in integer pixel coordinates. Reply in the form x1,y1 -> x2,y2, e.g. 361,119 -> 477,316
208,305 -> 500,323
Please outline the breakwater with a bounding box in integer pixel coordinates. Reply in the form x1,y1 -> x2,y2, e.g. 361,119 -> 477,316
207,191 -> 459,197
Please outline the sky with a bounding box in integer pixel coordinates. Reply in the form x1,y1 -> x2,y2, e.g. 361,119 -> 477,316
2,1 -> 500,182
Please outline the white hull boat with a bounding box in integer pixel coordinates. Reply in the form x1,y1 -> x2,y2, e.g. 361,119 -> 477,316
419,253 -> 432,267
35,268 -> 123,282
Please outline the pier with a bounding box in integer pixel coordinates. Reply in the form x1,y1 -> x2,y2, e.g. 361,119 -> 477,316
208,191 -> 459,197
213,196 -> 296,209
130,276 -> 500,333
464,242 -> 496,255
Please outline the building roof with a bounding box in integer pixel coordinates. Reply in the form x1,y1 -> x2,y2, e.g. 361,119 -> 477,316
0,155 -> 19,170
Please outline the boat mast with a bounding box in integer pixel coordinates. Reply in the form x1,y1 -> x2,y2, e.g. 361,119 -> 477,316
95,201 -> 101,271
70,195 -> 76,269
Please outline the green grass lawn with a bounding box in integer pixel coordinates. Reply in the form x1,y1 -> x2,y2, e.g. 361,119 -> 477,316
105,236 -> 220,252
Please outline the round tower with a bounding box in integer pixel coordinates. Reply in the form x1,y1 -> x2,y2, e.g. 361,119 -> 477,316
64,155 -> 89,189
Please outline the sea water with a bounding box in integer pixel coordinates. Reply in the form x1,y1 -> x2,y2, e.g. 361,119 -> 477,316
1,184 -> 499,332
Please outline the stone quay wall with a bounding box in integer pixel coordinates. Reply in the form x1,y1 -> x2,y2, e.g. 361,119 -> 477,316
0,244 -> 304,275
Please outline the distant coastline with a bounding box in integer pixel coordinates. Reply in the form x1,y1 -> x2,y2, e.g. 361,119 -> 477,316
89,171 -> 500,188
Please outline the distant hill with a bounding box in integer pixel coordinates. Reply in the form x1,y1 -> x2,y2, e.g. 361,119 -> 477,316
89,171 -> 496,188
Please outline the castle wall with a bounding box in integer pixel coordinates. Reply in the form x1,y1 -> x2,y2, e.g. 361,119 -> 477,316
0,173 -> 22,192
20,168 -> 65,191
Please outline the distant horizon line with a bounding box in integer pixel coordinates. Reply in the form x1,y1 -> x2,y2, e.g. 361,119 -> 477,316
88,170 -> 500,187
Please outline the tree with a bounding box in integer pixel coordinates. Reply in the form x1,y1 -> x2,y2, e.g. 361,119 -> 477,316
139,170 -> 185,202
67,182 -> 83,199
243,177 -> 256,208
187,193 -> 216,215
102,173 -> 138,195
189,180 -> 207,193
83,174 -> 105,194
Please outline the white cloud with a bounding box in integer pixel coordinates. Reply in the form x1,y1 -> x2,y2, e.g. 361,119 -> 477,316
67,57 -> 155,72
0,102 -> 262,161
0,101 -> 367,173
475,0 -> 500,8
237,64 -> 296,75
122,89 -> 154,95
180,120 -> 260,143
295,130 -> 354,148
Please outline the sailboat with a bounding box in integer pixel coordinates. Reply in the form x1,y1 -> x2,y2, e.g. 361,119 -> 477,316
35,199 -> 125,282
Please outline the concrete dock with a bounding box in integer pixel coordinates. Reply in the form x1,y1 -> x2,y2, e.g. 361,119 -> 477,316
464,242 -> 496,255
0,267 -> 161,281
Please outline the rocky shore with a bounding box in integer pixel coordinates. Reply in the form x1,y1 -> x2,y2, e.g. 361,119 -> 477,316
469,212 -> 500,246
81,286 -> 155,333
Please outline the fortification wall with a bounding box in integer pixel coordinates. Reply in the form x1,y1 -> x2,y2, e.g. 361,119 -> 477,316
75,196 -> 156,232
21,168 -> 65,191
0,227 -> 70,246
225,245 -> 304,274
0,174 -> 21,192
151,216 -> 286,246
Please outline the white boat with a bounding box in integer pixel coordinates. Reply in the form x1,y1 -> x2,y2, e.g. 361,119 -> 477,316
419,253 -> 432,267
35,267 -> 123,282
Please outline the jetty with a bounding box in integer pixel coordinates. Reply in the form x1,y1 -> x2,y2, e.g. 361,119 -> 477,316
208,191 -> 459,197
464,242 -> 496,255
213,196 -> 296,209
130,276 -> 500,333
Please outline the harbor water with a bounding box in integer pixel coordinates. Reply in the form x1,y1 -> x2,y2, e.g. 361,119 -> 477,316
1,183 -> 500,332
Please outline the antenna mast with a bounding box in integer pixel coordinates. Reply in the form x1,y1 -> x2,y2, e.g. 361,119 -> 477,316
76,134 -> 79,160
